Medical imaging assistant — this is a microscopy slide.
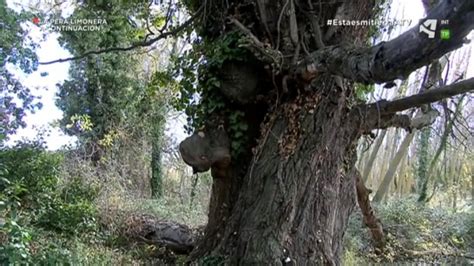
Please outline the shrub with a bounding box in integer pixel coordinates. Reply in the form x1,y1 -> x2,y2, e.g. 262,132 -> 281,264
0,142 -> 61,264
0,141 -> 100,263
36,177 -> 100,235
36,200 -> 98,235
0,219 -> 32,264
0,142 -> 62,210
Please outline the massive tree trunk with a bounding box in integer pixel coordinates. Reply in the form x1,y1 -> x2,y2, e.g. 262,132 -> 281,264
192,85 -> 361,264
177,1 -> 375,263
175,0 -> 474,264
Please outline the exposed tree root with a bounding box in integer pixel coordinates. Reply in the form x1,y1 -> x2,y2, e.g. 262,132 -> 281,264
354,170 -> 386,251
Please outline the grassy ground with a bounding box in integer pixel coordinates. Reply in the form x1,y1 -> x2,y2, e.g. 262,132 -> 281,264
3,192 -> 472,265
2,147 -> 472,264
343,197 -> 474,265
24,196 -> 473,265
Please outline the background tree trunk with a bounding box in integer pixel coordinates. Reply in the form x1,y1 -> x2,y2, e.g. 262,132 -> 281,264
151,141 -> 163,198
418,96 -> 465,202
416,127 -> 431,198
373,131 -> 416,203
362,130 -> 387,183
150,114 -> 165,198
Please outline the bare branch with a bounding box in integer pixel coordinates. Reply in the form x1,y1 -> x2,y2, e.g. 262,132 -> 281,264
229,18 -> 283,66
229,18 -> 265,48
361,114 -> 411,132
356,77 -> 472,132
366,77 -> 474,114
360,110 -> 439,132
296,0 -> 474,84
39,5 -> 203,65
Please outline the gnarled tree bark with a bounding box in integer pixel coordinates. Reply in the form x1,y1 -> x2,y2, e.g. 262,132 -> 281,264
174,0 -> 474,264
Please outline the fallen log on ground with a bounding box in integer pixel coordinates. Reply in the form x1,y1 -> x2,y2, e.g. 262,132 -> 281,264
123,214 -> 200,255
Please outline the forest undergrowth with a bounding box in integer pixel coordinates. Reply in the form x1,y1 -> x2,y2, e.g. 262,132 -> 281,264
1,140 -> 472,265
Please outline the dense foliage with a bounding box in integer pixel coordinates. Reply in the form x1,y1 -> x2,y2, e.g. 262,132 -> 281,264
344,197 -> 473,264
0,141 -> 99,263
0,0 -> 42,143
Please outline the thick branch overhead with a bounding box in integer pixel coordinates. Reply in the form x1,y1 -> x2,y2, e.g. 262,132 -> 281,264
296,0 -> 474,84
356,78 -> 473,132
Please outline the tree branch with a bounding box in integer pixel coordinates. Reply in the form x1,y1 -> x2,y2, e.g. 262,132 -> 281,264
359,110 -> 439,132
366,77 -> 474,114
39,5 -> 204,65
410,110 -> 439,129
296,0 -> 474,84
356,77 -> 472,132
229,18 -> 283,66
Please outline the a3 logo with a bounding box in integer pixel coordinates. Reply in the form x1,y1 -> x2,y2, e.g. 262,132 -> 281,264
419,19 -> 438,39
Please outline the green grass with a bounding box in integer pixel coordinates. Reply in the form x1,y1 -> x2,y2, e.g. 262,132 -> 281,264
343,196 -> 474,264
